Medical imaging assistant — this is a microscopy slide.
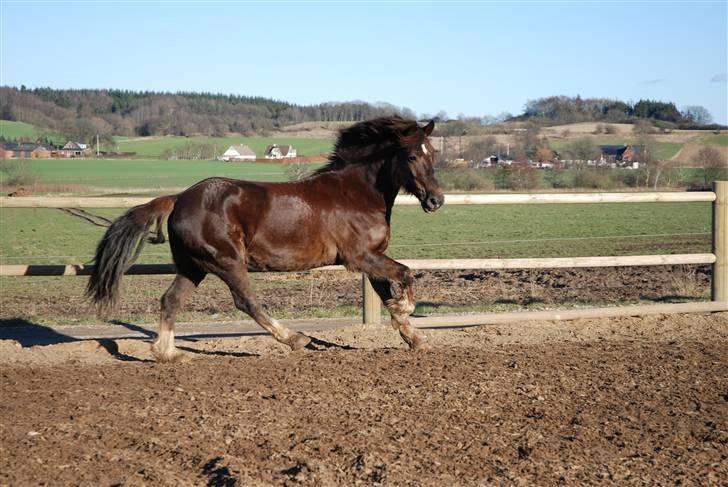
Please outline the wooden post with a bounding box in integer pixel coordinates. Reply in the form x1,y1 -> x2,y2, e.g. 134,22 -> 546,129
712,181 -> 728,304
362,274 -> 381,325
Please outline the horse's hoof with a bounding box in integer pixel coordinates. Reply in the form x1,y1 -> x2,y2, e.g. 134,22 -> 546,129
288,332 -> 311,351
405,333 -> 431,352
151,344 -> 187,363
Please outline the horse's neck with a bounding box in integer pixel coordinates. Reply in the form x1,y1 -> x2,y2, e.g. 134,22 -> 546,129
364,159 -> 400,222
333,161 -> 399,221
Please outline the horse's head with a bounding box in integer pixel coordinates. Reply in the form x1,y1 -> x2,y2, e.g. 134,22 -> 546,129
398,120 -> 445,212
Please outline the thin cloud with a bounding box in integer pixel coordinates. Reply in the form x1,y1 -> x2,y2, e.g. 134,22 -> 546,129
710,72 -> 727,83
641,78 -> 665,85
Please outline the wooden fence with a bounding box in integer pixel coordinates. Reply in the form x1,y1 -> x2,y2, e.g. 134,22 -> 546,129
1,182 -> 726,327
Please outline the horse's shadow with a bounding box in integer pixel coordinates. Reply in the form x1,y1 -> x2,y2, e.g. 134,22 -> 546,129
305,336 -> 356,351
0,318 -> 147,362
1,318 -> 355,362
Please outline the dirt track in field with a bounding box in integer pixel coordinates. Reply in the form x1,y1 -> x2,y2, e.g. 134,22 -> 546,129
1,312 -> 727,485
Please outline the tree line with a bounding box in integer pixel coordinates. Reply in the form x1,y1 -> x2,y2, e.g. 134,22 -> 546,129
515,95 -> 717,128
0,86 -> 415,144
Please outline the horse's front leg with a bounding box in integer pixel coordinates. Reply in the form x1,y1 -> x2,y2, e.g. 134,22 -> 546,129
358,254 -> 429,351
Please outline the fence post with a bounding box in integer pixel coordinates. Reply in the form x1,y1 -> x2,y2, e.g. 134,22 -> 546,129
362,274 -> 382,325
712,181 -> 728,304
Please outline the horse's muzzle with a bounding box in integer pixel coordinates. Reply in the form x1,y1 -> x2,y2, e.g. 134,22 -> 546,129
422,192 -> 445,212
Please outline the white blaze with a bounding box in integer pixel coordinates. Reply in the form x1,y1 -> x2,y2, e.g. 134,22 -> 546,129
421,144 -> 428,155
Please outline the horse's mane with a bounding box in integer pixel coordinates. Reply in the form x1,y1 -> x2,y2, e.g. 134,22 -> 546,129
316,116 -> 424,174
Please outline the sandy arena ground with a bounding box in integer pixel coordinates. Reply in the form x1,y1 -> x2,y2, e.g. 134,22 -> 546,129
1,311 -> 726,486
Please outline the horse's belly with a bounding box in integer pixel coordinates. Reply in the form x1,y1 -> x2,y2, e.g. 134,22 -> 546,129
246,241 -> 337,272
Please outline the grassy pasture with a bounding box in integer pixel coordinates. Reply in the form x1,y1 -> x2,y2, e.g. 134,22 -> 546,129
0,120 -> 41,140
0,202 -> 711,266
0,158 -> 321,189
0,120 -> 63,144
549,138 -> 683,160
114,135 -> 334,158
693,133 -> 728,146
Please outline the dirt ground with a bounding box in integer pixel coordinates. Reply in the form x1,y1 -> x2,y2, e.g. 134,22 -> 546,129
1,311 -> 726,486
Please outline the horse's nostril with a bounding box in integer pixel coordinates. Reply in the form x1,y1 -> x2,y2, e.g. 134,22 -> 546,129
427,196 -> 441,209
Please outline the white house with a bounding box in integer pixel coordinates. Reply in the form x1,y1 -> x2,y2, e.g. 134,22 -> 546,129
264,144 -> 297,159
219,144 -> 256,161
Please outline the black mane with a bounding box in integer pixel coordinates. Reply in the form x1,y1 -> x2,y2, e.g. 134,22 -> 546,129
316,116 -> 423,174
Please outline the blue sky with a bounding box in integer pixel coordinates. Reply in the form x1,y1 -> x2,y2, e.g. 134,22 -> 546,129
2,1 -> 727,123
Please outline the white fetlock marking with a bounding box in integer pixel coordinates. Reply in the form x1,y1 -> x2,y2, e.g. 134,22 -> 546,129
270,319 -> 291,342
156,330 -> 176,357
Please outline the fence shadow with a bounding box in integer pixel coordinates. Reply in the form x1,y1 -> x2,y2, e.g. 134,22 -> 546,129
0,318 -> 77,346
0,318 -> 148,362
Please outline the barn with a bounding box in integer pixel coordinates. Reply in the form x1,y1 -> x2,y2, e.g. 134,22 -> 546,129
0,142 -> 54,159
264,144 -> 297,159
220,144 -> 256,161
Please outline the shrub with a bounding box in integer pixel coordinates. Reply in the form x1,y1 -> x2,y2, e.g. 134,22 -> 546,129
572,169 -> 619,190
437,168 -> 495,191
0,160 -> 38,187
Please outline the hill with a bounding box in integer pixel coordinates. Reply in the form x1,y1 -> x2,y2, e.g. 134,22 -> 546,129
0,86 -> 415,143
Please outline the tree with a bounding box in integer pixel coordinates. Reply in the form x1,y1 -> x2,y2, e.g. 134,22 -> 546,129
681,105 -> 713,125
462,136 -> 498,162
563,138 -> 598,162
535,144 -> 555,162
695,146 -> 728,186
512,123 -> 540,161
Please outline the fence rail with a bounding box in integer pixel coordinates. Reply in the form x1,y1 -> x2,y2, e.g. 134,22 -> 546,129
1,184 -> 726,325
0,191 -> 717,209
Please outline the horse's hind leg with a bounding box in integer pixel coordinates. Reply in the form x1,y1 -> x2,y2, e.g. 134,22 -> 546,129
152,273 -> 202,362
220,268 -> 310,351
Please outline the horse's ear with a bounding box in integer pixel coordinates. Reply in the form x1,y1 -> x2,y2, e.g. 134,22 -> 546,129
423,120 -> 435,136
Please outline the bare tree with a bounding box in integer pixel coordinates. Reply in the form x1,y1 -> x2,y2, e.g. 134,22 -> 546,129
695,146 -> 728,186
462,136 -> 498,162
563,138 -> 599,162
682,105 -> 713,125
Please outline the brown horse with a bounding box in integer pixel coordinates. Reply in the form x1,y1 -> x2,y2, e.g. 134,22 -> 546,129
86,116 -> 444,361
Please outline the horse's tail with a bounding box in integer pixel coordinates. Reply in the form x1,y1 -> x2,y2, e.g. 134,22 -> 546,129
85,195 -> 177,314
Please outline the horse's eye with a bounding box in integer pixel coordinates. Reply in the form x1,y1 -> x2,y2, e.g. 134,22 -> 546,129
408,155 -> 417,162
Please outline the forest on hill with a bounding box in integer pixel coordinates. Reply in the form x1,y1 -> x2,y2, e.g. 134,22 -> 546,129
0,86 -> 415,143
0,87 -> 721,145
513,95 -> 718,128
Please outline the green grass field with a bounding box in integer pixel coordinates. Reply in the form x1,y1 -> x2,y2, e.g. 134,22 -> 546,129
1,120 -> 41,140
0,202 -> 711,266
114,135 -> 334,158
693,133 -> 728,146
549,138 -> 683,160
0,158 -> 321,189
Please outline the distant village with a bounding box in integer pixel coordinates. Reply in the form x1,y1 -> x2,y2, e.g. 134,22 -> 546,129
0,140 -> 300,162
1,138 -> 646,170
469,144 -> 645,171
0,141 -> 93,159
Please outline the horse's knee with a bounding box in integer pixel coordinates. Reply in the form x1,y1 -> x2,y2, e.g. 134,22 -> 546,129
402,267 -> 414,288
386,290 -> 415,320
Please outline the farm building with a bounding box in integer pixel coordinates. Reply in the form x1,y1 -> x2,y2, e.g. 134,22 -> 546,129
264,144 -> 297,159
0,142 -> 54,159
56,141 -> 91,158
220,144 -> 256,161
599,144 -> 645,167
